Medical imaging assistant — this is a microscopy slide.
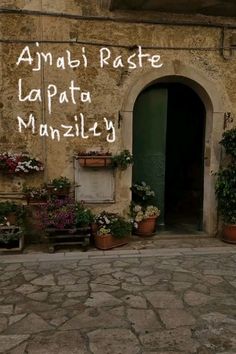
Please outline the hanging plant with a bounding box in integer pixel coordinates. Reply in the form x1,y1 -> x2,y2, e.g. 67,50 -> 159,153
111,150 -> 133,170
0,152 -> 44,175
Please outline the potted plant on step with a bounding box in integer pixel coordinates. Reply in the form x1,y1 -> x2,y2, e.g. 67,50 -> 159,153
215,128 -> 236,243
130,182 -> 160,236
94,211 -> 132,250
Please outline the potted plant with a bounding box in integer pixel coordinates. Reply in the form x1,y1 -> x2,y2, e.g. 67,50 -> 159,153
94,211 -> 132,250
111,150 -> 133,170
23,185 -> 48,204
0,152 -> 44,175
215,128 -> 236,243
47,176 -> 71,197
130,182 -> 161,236
37,198 -> 91,252
0,227 -> 23,251
0,201 -> 25,226
76,151 -> 112,167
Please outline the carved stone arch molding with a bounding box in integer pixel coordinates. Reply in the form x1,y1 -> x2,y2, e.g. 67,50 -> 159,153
121,60 -> 229,235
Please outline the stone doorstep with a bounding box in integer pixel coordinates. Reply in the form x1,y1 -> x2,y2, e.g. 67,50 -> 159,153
0,246 -> 236,263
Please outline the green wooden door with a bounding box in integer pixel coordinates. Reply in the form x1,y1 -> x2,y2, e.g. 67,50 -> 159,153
133,87 -> 168,225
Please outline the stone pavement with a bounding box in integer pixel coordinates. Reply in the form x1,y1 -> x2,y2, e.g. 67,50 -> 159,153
0,246 -> 236,353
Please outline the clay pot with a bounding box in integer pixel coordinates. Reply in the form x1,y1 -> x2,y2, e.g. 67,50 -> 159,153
222,224 -> 236,244
78,156 -> 112,168
94,233 -> 129,250
6,212 -> 17,225
135,216 -> 157,236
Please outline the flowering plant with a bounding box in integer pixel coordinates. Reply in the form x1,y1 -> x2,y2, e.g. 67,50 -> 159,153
130,203 -> 160,228
49,176 -> 71,191
38,198 -> 76,229
95,211 -> 132,238
0,152 -> 43,175
23,185 -> 48,201
131,181 -> 155,206
111,150 -> 133,170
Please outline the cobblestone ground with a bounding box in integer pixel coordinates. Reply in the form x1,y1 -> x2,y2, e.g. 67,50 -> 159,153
0,250 -> 236,353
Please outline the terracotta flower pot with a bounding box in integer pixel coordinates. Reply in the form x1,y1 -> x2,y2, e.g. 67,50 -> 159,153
78,156 -> 112,168
6,212 -> 17,225
94,233 -> 129,250
135,216 -> 157,236
222,224 -> 236,244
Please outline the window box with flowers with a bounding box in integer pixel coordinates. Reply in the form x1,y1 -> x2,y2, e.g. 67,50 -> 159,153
76,151 -> 112,168
94,211 -> 132,250
130,182 -> 161,236
75,150 -> 133,170
0,152 -> 44,176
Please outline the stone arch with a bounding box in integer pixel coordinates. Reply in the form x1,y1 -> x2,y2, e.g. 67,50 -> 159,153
121,61 -> 227,236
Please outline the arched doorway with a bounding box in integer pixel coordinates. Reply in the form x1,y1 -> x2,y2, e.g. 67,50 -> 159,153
133,82 -> 206,232
121,63 -> 226,236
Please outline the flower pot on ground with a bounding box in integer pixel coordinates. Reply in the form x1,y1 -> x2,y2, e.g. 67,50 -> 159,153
37,199 -> 91,252
0,226 -> 24,251
94,211 -> 132,250
130,182 -> 161,236
0,201 -> 26,226
215,128 -> 236,243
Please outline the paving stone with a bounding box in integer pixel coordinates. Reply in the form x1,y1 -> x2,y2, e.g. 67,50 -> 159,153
90,283 -> 120,292
9,314 -> 27,326
57,274 -> 77,285
0,315 -> 7,332
22,271 -> 39,281
142,274 -> 170,285
64,284 -> 88,292
184,291 -> 212,306
122,282 -> 148,292
158,309 -> 196,329
6,313 -> 53,334
140,327 -> 199,353
88,328 -> 140,354
26,330 -> 89,354
27,292 -> 48,301
144,291 -> 183,309
203,275 -> 224,285
7,341 -> 28,354
0,335 -> 29,353
172,281 -> 192,291
91,275 -> 120,286
5,264 -> 22,271
61,308 -> 127,330
201,312 -> 236,325
85,292 -> 122,307
127,309 -> 162,333
67,291 -> 88,297
15,284 -> 40,295
50,316 -> 68,327
122,294 -> 147,308
31,274 -> 56,286
128,267 -> 153,277
0,304 -> 13,314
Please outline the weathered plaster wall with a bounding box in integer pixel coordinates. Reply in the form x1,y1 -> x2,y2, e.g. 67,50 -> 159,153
0,1 -> 235,219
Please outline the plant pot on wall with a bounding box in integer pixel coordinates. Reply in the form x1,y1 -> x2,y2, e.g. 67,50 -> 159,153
78,156 -> 112,168
134,216 -> 157,236
222,224 -> 236,244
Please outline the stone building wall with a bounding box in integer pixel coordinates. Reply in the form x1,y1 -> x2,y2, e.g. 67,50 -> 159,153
0,0 -> 235,219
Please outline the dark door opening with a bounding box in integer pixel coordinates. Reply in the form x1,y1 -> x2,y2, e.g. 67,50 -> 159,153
164,83 -> 206,231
